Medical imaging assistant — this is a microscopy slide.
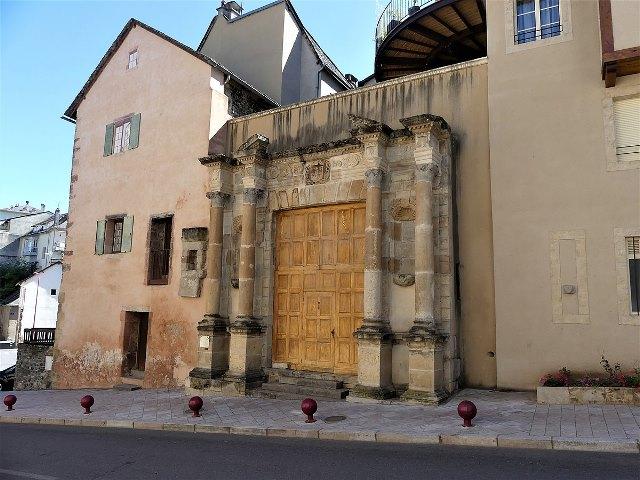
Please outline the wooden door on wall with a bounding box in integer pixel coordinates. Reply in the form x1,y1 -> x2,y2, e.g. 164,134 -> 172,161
273,203 -> 365,375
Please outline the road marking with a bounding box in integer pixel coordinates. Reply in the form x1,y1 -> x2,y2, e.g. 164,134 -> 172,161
0,469 -> 58,480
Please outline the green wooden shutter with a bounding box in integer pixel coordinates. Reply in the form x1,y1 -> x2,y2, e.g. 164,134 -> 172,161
95,220 -> 106,255
129,113 -> 141,149
121,216 -> 134,253
103,123 -> 115,156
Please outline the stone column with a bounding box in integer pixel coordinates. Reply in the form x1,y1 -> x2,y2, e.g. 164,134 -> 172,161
412,163 -> 438,334
400,114 -> 450,404
223,135 -> 268,395
237,188 -> 258,321
189,156 -> 233,391
349,119 -> 394,400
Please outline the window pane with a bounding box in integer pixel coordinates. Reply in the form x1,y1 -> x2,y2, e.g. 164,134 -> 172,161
113,221 -> 123,253
114,125 -> 123,153
517,0 -> 535,15
630,259 -> 640,313
123,122 -> 131,151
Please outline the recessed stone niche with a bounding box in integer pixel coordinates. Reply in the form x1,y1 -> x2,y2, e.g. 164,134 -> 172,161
178,227 -> 208,297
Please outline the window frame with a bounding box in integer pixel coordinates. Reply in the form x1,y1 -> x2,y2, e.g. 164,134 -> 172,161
113,116 -> 132,155
505,0 -> 572,54
127,48 -> 139,70
603,85 -> 640,171
146,214 -> 174,286
614,228 -> 640,325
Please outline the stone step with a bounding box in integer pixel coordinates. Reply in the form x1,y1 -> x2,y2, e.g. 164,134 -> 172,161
276,376 -> 344,390
260,382 -> 349,400
265,367 -> 351,383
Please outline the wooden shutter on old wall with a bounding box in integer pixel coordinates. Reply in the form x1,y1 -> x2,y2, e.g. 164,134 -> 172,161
95,220 -> 106,255
128,113 -> 141,149
104,123 -> 115,156
121,216 -> 134,253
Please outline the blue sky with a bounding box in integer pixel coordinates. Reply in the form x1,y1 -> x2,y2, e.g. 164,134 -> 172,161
0,0 -> 380,212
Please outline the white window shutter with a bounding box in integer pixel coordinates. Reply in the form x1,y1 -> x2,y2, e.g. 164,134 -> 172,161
627,237 -> 640,259
613,96 -> 640,162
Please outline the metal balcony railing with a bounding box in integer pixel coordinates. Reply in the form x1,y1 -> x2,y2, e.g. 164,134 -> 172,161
23,328 -> 55,345
375,0 -> 439,49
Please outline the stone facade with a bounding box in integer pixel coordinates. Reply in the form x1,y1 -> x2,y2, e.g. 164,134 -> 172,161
189,114 -> 458,403
15,344 -> 54,391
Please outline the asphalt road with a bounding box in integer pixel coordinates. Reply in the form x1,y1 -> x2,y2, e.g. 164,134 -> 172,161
0,424 -> 638,480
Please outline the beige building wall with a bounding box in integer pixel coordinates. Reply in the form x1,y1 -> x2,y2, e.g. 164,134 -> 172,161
228,60 -> 497,388
487,0 -> 640,390
53,26 -> 225,388
200,2 -> 286,104
610,0 -> 640,51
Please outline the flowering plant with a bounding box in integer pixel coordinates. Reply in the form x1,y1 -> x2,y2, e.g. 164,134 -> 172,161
539,357 -> 640,388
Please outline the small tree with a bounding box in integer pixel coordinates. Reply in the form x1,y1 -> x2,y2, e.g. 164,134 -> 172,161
0,260 -> 38,300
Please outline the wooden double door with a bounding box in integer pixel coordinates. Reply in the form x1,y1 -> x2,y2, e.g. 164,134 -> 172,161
273,203 -> 365,375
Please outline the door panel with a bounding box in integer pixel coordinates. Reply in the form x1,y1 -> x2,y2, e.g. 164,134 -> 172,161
273,203 -> 365,374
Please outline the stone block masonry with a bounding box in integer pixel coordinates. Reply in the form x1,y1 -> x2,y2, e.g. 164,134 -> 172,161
15,343 -> 54,390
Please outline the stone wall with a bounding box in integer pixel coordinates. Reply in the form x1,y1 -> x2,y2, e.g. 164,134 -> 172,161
15,343 -> 53,390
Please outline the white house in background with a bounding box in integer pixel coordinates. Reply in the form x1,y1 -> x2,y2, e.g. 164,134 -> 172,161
17,262 -> 62,343
0,202 -> 48,221
17,209 -> 67,270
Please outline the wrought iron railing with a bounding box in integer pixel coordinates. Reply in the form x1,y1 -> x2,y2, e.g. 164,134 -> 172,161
23,328 -> 55,345
375,0 -> 439,49
148,249 -> 171,284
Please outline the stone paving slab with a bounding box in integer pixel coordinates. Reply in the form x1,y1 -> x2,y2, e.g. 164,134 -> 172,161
0,388 -> 638,454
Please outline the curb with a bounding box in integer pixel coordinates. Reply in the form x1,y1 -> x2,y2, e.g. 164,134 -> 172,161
1,415 -> 638,454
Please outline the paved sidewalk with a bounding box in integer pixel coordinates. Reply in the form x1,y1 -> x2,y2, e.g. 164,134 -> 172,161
1,388 -> 638,453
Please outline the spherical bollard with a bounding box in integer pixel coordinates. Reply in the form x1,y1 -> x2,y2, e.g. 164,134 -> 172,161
457,400 -> 477,428
301,397 -> 317,423
3,394 -> 17,411
188,396 -> 204,417
80,395 -> 94,415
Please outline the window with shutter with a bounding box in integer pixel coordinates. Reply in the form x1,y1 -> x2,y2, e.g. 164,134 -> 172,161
95,220 -> 106,255
103,124 -> 115,156
613,96 -> 640,163
627,236 -> 640,314
129,113 -> 141,149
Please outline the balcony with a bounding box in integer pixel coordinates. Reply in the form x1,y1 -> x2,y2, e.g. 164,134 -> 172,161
23,328 -> 55,346
375,0 -> 487,82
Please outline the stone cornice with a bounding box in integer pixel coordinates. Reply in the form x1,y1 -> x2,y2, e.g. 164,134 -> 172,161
400,114 -> 450,138
199,154 -> 237,167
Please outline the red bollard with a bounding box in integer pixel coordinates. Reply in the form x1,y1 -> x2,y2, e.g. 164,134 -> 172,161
188,396 -> 203,417
301,398 -> 317,423
457,400 -> 477,427
3,394 -> 17,411
80,395 -> 94,415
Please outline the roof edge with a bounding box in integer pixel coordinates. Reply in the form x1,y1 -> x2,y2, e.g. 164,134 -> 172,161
63,18 -> 278,120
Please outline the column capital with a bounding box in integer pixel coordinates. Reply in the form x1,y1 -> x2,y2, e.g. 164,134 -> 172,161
415,162 -> 439,183
206,191 -> 230,207
243,187 -> 264,204
364,168 -> 385,188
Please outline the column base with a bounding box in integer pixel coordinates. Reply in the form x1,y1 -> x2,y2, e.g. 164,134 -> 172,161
354,324 -> 393,394
349,384 -> 396,401
230,316 -> 263,334
195,315 -> 230,377
220,373 -> 264,396
400,388 -> 449,405
198,314 -> 229,333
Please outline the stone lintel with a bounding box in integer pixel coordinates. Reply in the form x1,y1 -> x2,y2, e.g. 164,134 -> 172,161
401,389 -> 449,405
198,154 -> 237,166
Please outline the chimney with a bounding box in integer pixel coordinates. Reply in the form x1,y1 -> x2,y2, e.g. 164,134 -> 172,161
345,74 -> 358,86
217,1 -> 243,20
41,203 -> 46,211
54,208 -> 61,226
25,200 -> 29,206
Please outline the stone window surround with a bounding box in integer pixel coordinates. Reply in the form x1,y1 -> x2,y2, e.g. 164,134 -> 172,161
603,83 -> 640,172
549,229 -> 590,324
504,0 -> 573,55
614,227 -> 640,326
